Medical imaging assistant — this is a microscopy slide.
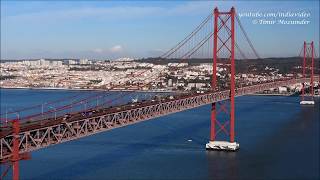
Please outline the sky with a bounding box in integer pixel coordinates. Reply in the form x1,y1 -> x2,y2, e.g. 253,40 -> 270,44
1,0 -> 319,60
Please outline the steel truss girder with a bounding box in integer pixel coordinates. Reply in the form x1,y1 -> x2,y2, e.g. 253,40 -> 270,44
0,77 -> 318,161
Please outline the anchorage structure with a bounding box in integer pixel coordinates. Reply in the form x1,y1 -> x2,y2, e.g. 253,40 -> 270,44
300,41 -> 315,105
206,7 -> 239,151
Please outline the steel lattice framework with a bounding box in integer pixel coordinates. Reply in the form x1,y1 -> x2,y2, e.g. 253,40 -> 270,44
1,77 -> 318,162
211,7 -> 236,143
1,6 -> 319,180
301,41 -> 315,101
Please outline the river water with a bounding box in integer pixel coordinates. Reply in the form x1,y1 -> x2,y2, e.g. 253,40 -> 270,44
0,89 -> 319,180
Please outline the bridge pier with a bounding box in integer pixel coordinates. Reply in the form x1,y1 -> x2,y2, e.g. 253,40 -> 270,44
300,100 -> 315,105
206,141 -> 239,151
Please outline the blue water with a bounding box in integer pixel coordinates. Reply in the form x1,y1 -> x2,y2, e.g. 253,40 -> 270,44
0,89 -> 319,180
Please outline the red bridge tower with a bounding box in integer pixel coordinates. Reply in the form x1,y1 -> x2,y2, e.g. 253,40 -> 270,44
300,41 -> 315,105
206,7 -> 239,151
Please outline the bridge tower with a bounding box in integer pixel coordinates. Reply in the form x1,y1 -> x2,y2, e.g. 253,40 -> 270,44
206,7 -> 239,151
1,120 -> 29,180
300,41 -> 315,105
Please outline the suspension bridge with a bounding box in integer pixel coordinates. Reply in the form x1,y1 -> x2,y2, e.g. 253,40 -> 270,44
0,7 -> 319,180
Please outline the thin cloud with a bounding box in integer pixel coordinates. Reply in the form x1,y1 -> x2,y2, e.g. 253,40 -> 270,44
2,2 -> 212,23
109,45 -> 123,53
92,48 -> 104,53
92,45 -> 123,53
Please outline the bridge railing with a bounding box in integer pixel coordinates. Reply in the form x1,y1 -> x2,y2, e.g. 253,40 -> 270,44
0,77 -> 319,161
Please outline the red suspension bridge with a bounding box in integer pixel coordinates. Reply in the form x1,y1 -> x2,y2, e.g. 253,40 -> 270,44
0,7 -> 319,180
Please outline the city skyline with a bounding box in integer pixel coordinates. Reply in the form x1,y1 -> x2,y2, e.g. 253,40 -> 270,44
1,1 -> 319,60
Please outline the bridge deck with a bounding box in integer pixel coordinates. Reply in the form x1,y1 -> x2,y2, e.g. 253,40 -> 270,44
0,77 -> 318,161
0,92 -> 195,138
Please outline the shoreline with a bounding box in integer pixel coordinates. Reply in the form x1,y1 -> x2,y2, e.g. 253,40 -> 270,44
2,87 -> 318,97
0,86 -> 175,93
253,93 -> 296,97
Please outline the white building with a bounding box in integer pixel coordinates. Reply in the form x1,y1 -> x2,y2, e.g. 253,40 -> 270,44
51,61 -> 63,67
168,63 -> 188,67
68,60 -> 77,65
168,79 -> 173,87
39,59 -> 50,66
80,59 -> 90,65
278,86 -> 288,93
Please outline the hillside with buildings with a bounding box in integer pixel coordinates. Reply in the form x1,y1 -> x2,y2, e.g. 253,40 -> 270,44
0,57 -> 319,94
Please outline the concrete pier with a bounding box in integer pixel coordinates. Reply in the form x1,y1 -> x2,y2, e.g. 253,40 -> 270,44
206,141 -> 239,151
300,100 -> 315,105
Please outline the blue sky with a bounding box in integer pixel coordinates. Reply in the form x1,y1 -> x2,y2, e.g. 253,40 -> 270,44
1,1 -> 319,59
